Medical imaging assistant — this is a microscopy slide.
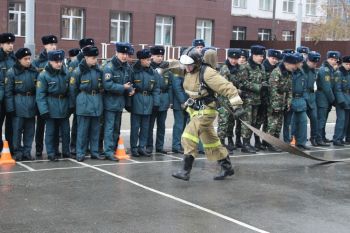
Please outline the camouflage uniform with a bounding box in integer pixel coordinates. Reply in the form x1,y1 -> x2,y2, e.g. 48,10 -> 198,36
267,63 -> 293,145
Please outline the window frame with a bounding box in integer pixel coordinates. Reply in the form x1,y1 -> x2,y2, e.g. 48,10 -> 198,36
196,18 -> 214,46
60,6 -> 85,40
232,26 -> 247,40
8,1 -> 26,37
110,11 -> 132,43
154,15 -> 174,46
282,0 -> 295,13
258,28 -> 271,41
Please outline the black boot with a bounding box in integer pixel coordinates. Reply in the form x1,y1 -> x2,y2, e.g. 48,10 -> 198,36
214,156 -> 235,180
235,137 -> 243,148
172,155 -> 195,181
267,144 -> 282,152
316,139 -> 330,147
254,135 -> 264,151
241,138 -> 256,153
227,137 -> 236,151
310,138 -> 318,146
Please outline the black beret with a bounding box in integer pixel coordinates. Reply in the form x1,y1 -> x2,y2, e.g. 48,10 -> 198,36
41,35 -> 57,45
150,46 -> 165,55
128,47 -> 134,55
116,42 -> 130,53
79,38 -> 95,49
283,49 -> 295,54
0,33 -> 15,43
297,46 -> 309,54
68,48 -> 80,57
82,46 -> 99,57
227,48 -> 242,59
192,39 -> 205,47
137,49 -> 151,59
267,49 -> 282,59
240,49 -> 249,58
48,50 -> 65,61
327,51 -> 340,59
342,56 -> 350,63
283,53 -> 299,64
308,52 -> 321,63
15,48 -> 32,60
250,45 -> 266,55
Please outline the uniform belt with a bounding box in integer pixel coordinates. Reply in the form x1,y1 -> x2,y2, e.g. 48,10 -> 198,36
49,93 -> 67,99
81,90 -> 101,96
15,91 -> 34,96
136,89 -> 150,96
105,91 -> 123,96
307,89 -> 314,93
293,93 -> 303,98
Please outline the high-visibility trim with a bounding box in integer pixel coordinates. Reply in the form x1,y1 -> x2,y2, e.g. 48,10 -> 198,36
203,140 -> 222,148
229,95 -> 243,106
186,108 -> 217,118
182,132 -> 199,143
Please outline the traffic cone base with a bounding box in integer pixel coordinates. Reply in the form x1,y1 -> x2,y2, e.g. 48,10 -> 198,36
115,137 -> 130,160
0,140 -> 16,165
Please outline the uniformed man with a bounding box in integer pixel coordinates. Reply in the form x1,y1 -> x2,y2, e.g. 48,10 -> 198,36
217,48 -> 241,152
192,39 -> 205,53
316,51 -> 340,146
238,49 -> 249,65
32,35 -> 58,159
302,52 -> 321,146
256,49 -> 281,150
129,49 -> 160,157
146,46 -> 173,154
332,56 -> 350,146
5,48 -> 38,161
297,46 -> 310,60
172,46 -> 243,181
70,46 -> 105,162
102,42 -> 133,161
36,50 -> 70,161
67,48 -> 80,67
291,53 -> 310,150
266,54 -> 297,152
236,45 -> 267,153
68,38 -> 95,157
0,33 -> 16,153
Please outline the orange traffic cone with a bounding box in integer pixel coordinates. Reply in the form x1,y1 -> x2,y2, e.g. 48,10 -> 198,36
290,136 -> 296,146
114,137 -> 130,160
0,140 -> 16,165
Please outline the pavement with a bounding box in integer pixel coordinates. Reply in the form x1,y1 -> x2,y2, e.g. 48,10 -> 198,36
1,108 -> 350,233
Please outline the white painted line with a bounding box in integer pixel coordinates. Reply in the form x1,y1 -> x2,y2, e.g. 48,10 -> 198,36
17,162 -> 36,171
164,154 -> 183,160
126,158 -> 140,163
0,170 -> 32,175
0,166 -> 85,175
69,158 -> 270,233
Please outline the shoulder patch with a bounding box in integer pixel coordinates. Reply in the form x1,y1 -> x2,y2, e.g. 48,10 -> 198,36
36,80 -> 41,88
4,77 -> 8,85
69,67 -> 73,72
70,77 -> 75,85
325,75 -> 330,82
104,73 -> 111,80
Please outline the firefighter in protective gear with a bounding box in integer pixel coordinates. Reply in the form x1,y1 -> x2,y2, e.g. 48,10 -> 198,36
172,47 -> 243,181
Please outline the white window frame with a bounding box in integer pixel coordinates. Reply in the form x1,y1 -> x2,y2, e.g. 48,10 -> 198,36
232,0 -> 247,8
305,0 -> 317,16
282,30 -> 294,41
196,19 -> 213,46
155,16 -> 174,46
110,12 -> 131,43
282,0 -> 295,13
232,26 -> 246,40
258,28 -> 271,41
259,0 -> 272,11
8,2 -> 26,37
61,8 -> 84,40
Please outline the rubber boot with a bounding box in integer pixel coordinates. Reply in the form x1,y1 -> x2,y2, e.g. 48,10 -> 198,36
241,138 -> 256,153
235,137 -> 243,148
227,137 -> 236,151
214,156 -> 235,180
172,155 -> 195,181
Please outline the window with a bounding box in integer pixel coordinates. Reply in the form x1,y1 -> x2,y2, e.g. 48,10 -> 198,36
283,0 -> 295,13
196,19 -> 213,46
232,0 -> 247,8
61,7 -> 84,40
258,28 -> 271,41
110,12 -> 131,42
232,26 -> 246,40
259,0 -> 272,11
155,16 -> 174,45
282,31 -> 294,41
8,2 -> 25,36
306,0 -> 317,16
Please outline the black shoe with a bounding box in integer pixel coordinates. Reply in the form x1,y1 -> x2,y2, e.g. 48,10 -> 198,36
14,153 -> 23,161
146,147 -> 153,154
340,140 -> 345,145
55,152 -> 62,158
333,141 -> 344,146
172,148 -> 184,154
344,140 -> 350,145
324,138 -> 332,143
316,140 -> 330,147
105,156 -> 119,162
62,154 -> 71,158
138,149 -> 151,157
70,148 -> 76,156
241,138 -> 256,154
227,137 -> 236,151
76,157 -> 85,162
297,145 -> 311,150
156,149 -> 168,154
35,151 -> 42,160
235,138 -> 243,148
214,156 -> 235,180
22,154 -> 33,161
254,135 -> 265,151
172,155 -> 195,181
49,156 -> 59,162
131,151 -> 140,157
310,138 -> 318,146
91,155 -> 105,160
267,145 -> 282,152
